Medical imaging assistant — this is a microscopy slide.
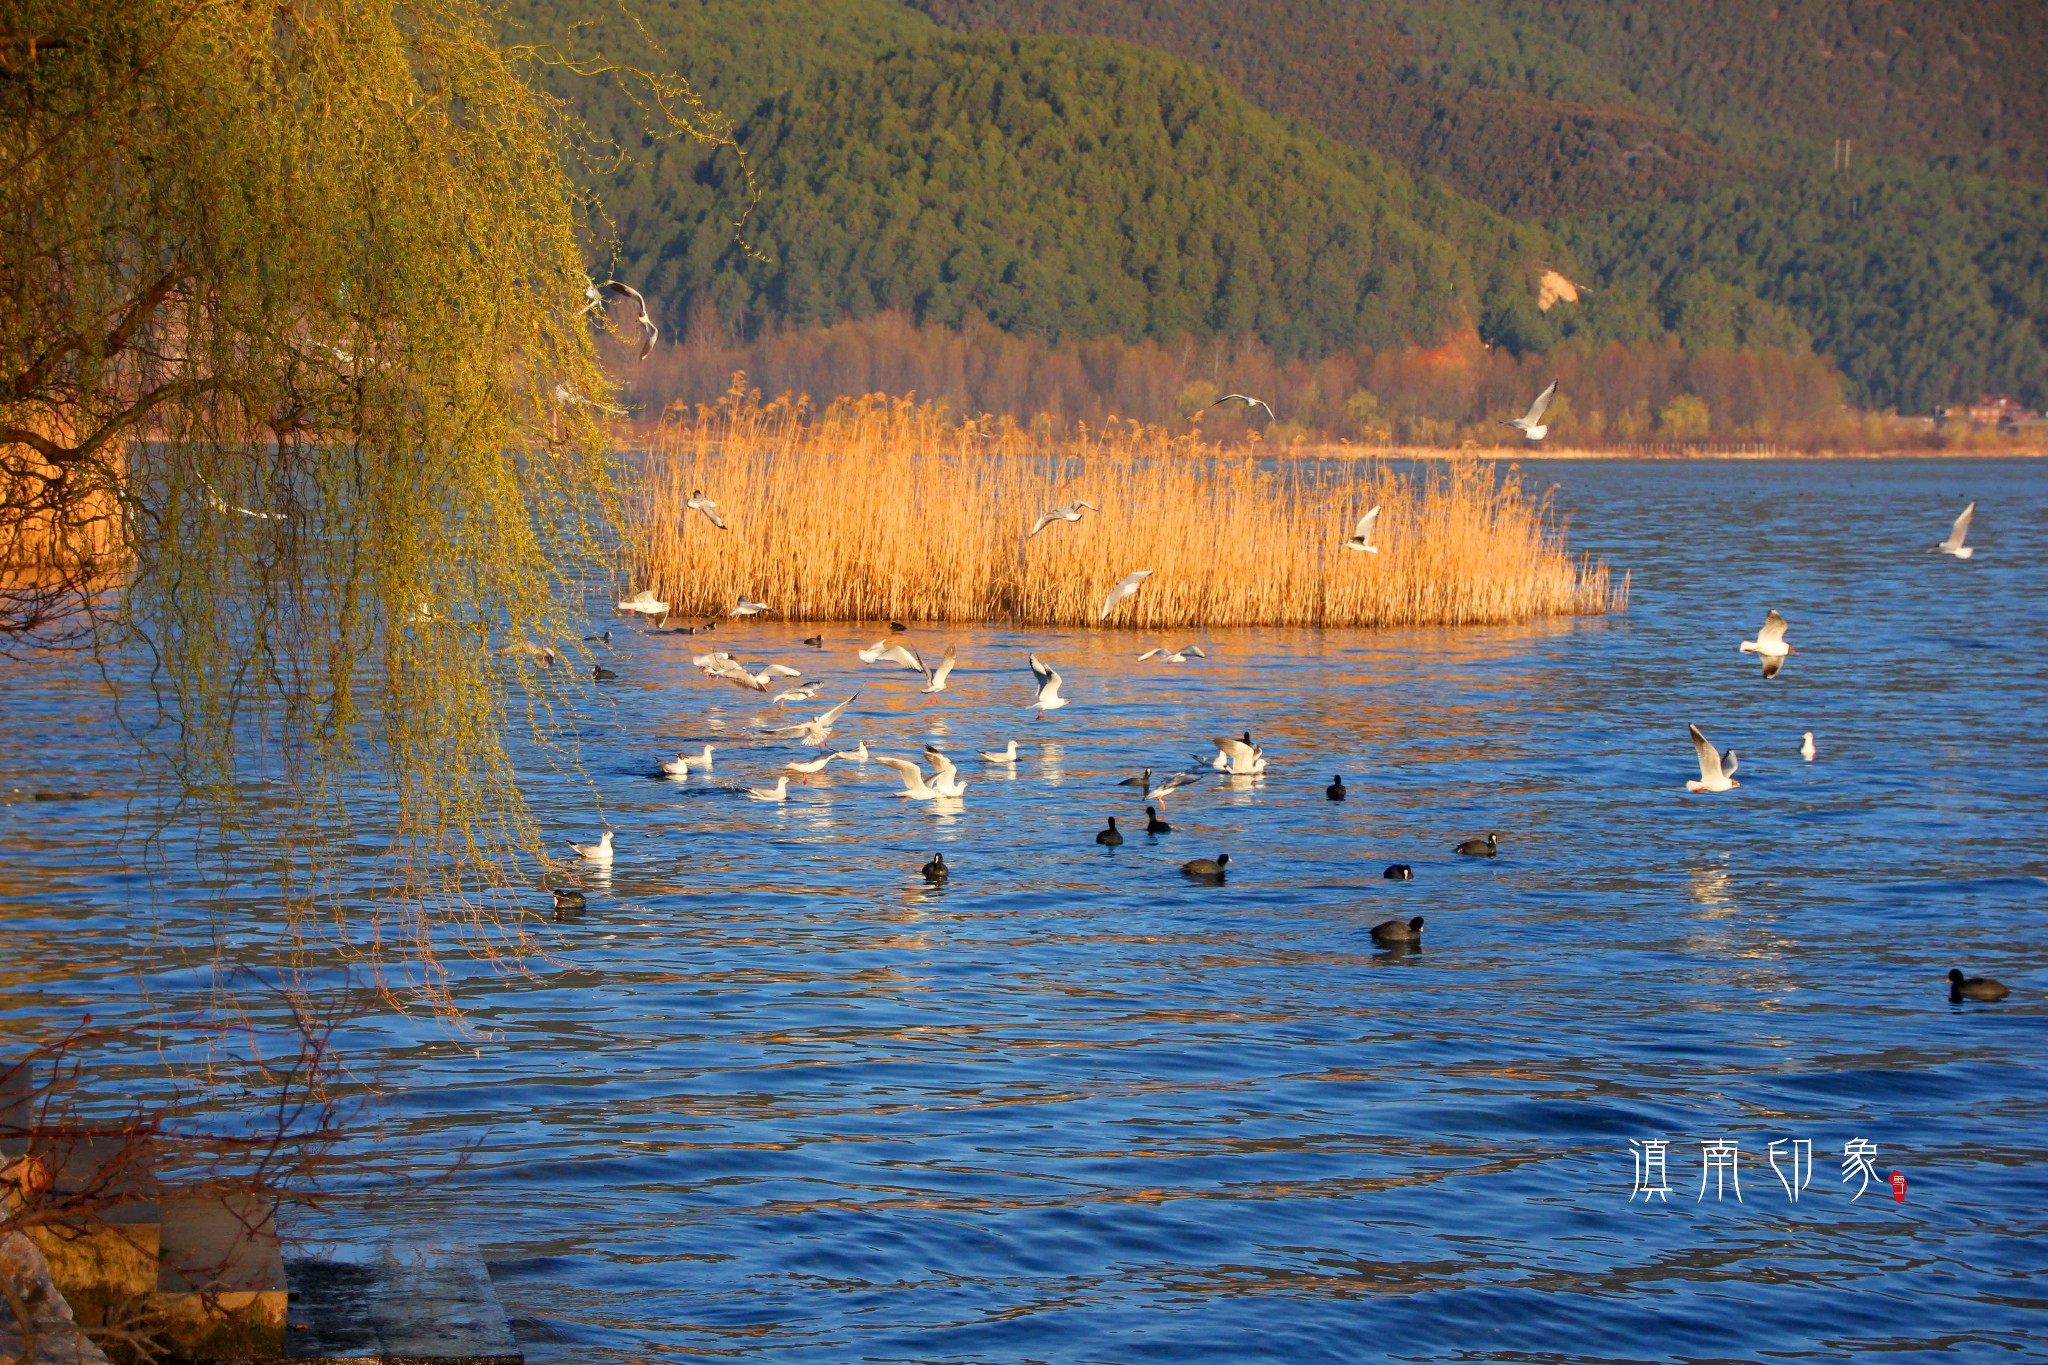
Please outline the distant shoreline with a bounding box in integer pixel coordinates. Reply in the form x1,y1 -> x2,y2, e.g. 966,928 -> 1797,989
1298,444 -> 2048,462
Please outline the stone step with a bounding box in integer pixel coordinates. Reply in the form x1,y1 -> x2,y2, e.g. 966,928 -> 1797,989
152,1191 -> 288,1361
2,1128 -> 162,1329
281,1244 -> 523,1364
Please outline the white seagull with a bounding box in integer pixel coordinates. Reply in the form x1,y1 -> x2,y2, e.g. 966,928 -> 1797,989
568,830 -> 615,863
922,745 -> 970,797
686,490 -> 728,530
1800,732 -> 1817,762
1502,380 -> 1558,441
597,280 -> 658,360
1937,502 -> 1976,558
856,639 -> 892,663
1099,569 -> 1153,622
761,693 -> 860,747
618,589 -> 669,619
772,681 -> 825,704
1210,393 -> 1276,422
1026,655 -> 1068,718
682,744 -> 716,771
495,640 -> 556,667
1145,770 -> 1207,803
917,645 -> 958,694
746,775 -> 791,802
832,739 -> 872,764
1137,645 -> 1206,663
1739,609 -> 1796,679
657,753 -> 692,778
979,740 -> 1019,765
1028,501 -> 1099,537
730,596 -> 774,617
784,753 -> 835,777
1208,736 -> 1266,775
1344,505 -> 1382,553
1686,724 -> 1740,793
872,755 -> 943,801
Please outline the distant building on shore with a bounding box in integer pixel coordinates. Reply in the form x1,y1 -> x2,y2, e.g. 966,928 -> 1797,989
1942,394 -> 2041,427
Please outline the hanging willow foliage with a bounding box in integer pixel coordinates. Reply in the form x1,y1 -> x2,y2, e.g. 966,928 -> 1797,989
0,0 -> 739,997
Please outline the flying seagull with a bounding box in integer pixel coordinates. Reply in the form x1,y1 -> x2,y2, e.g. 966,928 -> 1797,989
1137,645 -> 1206,663
1028,501 -> 1099,537
552,383 -> 626,415
1739,609 -> 1796,679
1937,501 -> 1976,559
761,693 -> 860,747
1099,569 -> 1153,622
872,755 -> 944,802
686,490 -> 728,530
730,595 -> 774,617
1686,723 -> 1739,793
1207,736 -> 1266,775
596,280 -> 658,360
917,644 -> 959,694
1210,394 -> 1276,422
618,589 -> 668,619
1344,505 -> 1382,553
1501,380 -> 1558,441
1026,655 -> 1068,718
1145,770 -> 1206,803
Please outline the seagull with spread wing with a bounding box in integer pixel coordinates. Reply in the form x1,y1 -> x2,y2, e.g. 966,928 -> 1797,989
1344,505 -> 1382,553
595,280 -> 658,360
1099,569 -> 1153,622
1739,609 -> 1797,679
1029,500 -> 1098,537
1686,724 -> 1740,793
1501,380 -> 1558,441
1937,501 -> 1977,559
686,490 -> 728,530
1137,645 -> 1206,663
1210,393 -> 1276,422
1026,655 -> 1068,718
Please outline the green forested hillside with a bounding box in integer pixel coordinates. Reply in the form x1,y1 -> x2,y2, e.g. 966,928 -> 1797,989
511,0 -> 1684,359
908,0 -> 2048,407
1561,161 -> 2048,412
908,0 -> 1745,218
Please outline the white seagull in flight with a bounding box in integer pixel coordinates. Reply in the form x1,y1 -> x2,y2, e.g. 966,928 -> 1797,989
1210,394 -> 1276,422
1029,501 -> 1099,537
1686,724 -> 1739,793
1739,609 -> 1796,679
1026,655 -> 1068,718
1502,380 -> 1558,441
594,280 -> 658,360
686,490 -> 728,530
1344,505 -> 1382,553
1937,501 -> 1976,559
1099,569 -> 1153,621
729,595 -> 774,618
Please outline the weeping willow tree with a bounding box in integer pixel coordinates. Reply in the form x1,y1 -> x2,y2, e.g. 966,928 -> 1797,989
0,0 -> 740,997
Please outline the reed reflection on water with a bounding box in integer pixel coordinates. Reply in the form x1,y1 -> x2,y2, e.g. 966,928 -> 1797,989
2,458 -> 2045,1362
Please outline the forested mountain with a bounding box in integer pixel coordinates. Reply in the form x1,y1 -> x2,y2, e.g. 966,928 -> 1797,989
513,0 -> 1699,360
506,0 -> 2048,414
907,0 -> 2048,408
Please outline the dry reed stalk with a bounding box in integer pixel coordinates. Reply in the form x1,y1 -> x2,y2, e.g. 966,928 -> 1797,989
627,381 -> 1618,629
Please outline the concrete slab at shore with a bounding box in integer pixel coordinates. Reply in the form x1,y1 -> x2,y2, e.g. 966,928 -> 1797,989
283,1245 -> 522,1364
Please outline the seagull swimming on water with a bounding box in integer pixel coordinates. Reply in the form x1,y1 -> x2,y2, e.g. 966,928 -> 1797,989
1937,501 -> 1976,558
1344,505 -> 1382,553
568,830 -> 615,863
1028,501 -> 1099,537
1501,380 -> 1558,441
1208,736 -> 1266,775
1026,655 -> 1068,718
746,775 -> 791,802
1800,731 -> 1816,762
686,490 -> 728,530
1687,723 -> 1740,793
1099,569 -> 1153,622
979,740 -> 1019,764
1739,609 -> 1797,679
1210,394 -> 1276,422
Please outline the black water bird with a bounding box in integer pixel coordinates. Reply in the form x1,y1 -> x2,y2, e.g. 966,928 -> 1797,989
1326,774 -> 1347,800
1383,864 -> 1413,880
1948,968 -> 2009,1002
1455,832 -> 1499,857
551,887 -> 586,916
592,663 -> 618,681
1117,767 -> 1152,789
1145,807 -> 1172,834
921,852 -> 949,883
890,621 -> 908,633
1096,817 -> 1124,846
803,635 -> 824,648
1182,853 -> 1230,879
1370,915 -> 1424,946
582,630 -> 612,643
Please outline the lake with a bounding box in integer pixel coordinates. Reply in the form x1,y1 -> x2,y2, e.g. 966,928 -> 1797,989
3,457 -> 2044,1363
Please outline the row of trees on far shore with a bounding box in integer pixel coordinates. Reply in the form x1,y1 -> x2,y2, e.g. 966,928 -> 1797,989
617,311 -> 2032,451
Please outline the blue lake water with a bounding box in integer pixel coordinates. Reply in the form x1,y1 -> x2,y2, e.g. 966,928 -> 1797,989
3,457 -> 2045,1362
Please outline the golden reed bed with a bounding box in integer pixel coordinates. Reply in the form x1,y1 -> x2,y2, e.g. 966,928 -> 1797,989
627,386 -> 1623,629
